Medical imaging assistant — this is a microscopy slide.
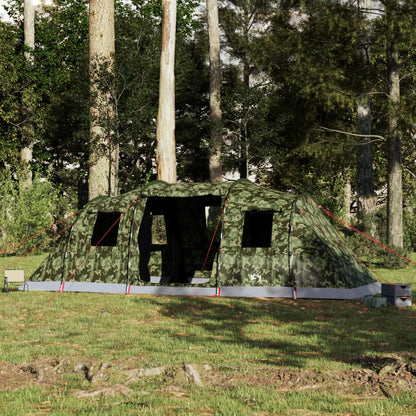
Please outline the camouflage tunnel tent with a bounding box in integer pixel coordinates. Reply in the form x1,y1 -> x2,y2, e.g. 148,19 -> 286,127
30,179 -> 380,298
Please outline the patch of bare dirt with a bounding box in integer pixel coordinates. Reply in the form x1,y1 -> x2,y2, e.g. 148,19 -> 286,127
75,384 -> 132,398
0,354 -> 415,399
207,353 -> 416,398
207,366 -> 381,395
0,357 -> 63,391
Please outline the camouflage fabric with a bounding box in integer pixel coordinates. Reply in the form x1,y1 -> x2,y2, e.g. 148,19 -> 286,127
33,179 -> 375,289
218,180 -> 293,287
289,196 -> 373,288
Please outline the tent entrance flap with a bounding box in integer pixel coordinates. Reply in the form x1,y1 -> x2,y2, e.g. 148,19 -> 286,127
138,195 -> 222,283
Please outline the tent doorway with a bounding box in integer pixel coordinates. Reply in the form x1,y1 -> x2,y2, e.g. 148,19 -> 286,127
138,195 -> 222,283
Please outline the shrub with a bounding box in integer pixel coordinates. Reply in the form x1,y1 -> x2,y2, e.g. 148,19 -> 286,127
340,206 -> 410,269
0,169 -> 71,256
404,194 -> 416,252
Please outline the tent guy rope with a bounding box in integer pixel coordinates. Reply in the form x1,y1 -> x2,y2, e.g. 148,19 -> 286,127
310,197 -> 414,265
48,195 -> 140,302
0,222 -> 74,275
304,200 -> 414,302
188,192 -> 231,305
0,212 -> 77,257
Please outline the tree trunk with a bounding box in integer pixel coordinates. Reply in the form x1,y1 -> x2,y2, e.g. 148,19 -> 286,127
24,0 -> 35,64
343,172 -> 353,223
387,46 -> 403,249
356,94 -> 376,213
385,0 -> 402,249
20,142 -> 33,191
156,0 -> 177,183
240,118 -> 248,179
356,0 -> 376,216
89,0 -> 118,200
239,7 -> 250,179
207,0 -> 222,183
21,0 -> 35,190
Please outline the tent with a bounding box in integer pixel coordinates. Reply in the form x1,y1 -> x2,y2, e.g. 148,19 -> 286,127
29,179 -> 380,298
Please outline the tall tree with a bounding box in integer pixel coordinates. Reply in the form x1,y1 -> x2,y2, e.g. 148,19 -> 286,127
156,0 -> 177,183
21,0 -> 35,189
206,0 -> 222,182
356,0 -> 376,216
1,1 -> 54,179
89,0 -> 118,199
385,0 -> 402,248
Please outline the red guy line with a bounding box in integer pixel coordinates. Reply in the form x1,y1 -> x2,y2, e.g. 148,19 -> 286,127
0,222 -> 74,274
0,212 -> 77,256
188,193 -> 231,306
299,207 -> 413,302
309,197 -> 414,265
48,195 -> 140,302
200,193 -> 231,274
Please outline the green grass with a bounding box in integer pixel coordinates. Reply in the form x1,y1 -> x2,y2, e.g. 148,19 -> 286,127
369,252 -> 416,286
0,252 -> 48,279
0,254 -> 416,414
0,292 -> 415,414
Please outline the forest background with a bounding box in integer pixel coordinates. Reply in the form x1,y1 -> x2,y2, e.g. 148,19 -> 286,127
1,0 -> 416,264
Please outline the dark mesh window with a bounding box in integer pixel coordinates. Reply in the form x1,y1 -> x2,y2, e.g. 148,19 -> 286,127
242,210 -> 274,248
91,211 -> 121,246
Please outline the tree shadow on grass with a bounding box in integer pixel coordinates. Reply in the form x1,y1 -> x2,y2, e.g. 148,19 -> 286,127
138,295 -> 416,369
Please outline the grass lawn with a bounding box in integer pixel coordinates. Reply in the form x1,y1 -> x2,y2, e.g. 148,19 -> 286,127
0,254 -> 416,415
0,253 -> 48,279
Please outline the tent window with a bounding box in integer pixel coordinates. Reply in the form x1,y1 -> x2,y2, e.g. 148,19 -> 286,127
91,211 -> 121,246
242,210 -> 274,248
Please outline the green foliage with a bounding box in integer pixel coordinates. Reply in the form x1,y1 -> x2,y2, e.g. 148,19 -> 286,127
0,20 -> 46,169
130,0 -> 200,34
1,0 -> 416,254
2,0 -> 210,198
175,30 -> 211,181
0,0 -> 90,203
404,192 -> 416,251
0,170 -> 72,256
218,0 -> 276,177
0,23 -> 21,167
369,1 -> 416,197
115,3 -> 160,191
116,3 -> 211,188
34,0 -> 90,204
257,0 -> 364,198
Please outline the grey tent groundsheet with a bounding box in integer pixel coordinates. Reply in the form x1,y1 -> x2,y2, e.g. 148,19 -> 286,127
21,281 -> 382,300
